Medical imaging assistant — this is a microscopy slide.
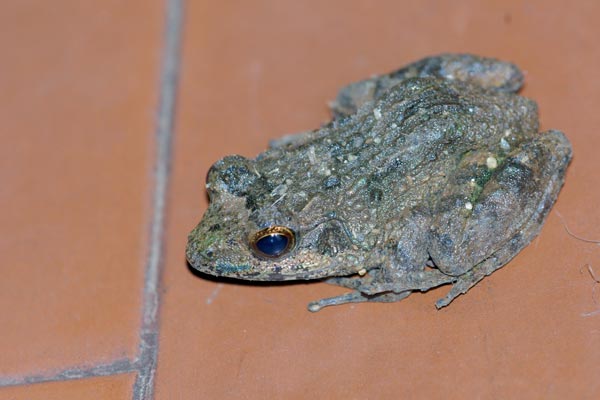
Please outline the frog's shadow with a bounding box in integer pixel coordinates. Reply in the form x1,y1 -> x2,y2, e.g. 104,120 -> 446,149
186,258 -> 314,288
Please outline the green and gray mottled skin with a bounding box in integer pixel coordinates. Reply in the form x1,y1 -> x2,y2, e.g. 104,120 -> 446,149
186,54 -> 572,312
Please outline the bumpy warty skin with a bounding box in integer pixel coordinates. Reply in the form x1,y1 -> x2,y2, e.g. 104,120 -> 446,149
186,54 -> 572,310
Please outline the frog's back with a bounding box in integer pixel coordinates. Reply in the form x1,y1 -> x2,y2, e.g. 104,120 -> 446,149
255,77 -> 538,219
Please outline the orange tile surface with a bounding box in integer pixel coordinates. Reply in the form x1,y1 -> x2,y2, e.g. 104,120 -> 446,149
1,0 -> 600,398
0,373 -> 135,400
156,1 -> 600,399
0,0 -> 161,379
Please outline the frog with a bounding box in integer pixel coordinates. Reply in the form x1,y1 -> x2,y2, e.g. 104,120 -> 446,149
186,54 -> 572,312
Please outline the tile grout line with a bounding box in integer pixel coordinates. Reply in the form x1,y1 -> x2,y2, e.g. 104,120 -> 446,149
133,0 -> 184,399
0,0 -> 183,393
0,359 -> 137,388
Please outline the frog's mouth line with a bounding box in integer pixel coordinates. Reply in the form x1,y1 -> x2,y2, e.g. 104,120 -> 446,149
195,213 -> 376,281
211,259 -> 359,281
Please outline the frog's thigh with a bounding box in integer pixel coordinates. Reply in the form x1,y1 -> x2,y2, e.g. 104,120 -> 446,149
331,54 -> 524,117
435,189 -> 567,309
429,130 -> 571,276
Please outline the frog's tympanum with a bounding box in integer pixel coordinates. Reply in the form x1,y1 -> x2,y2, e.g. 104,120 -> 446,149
186,54 -> 572,311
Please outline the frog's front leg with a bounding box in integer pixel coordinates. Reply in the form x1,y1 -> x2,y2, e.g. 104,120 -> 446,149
308,268 -> 455,312
307,271 -> 401,312
308,290 -> 412,312
307,212 -> 444,311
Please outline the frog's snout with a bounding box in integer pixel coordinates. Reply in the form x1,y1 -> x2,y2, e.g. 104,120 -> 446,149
185,239 -> 213,270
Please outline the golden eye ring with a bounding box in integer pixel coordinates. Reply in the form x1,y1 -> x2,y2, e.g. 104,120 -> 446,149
250,226 -> 296,259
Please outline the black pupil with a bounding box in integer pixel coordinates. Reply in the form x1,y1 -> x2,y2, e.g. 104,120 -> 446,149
255,233 -> 289,257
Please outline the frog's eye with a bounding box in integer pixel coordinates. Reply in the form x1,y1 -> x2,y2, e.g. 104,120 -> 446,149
250,226 -> 296,259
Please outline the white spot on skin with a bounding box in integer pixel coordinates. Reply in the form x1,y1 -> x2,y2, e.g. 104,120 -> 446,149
358,268 -> 367,276
465,201 -> 473,210
504,129 -> 512,137
308,146 -> 316,164
373,137 -> 381,144
486,156 -> 498,169
271,184 -> 288,197
469,178 -> 476,187
500,138 -> 510,151
373,108 -> 382,120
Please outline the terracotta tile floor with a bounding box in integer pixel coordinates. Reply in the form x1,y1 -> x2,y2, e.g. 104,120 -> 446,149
1,0 -> 599,398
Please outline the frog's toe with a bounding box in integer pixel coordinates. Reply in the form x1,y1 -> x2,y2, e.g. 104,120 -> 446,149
435,281 -> 470,309
435,252 -> 506,308
307,291 -> 370,312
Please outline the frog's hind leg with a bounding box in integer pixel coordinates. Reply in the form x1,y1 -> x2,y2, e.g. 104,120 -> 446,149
386,54 -> 525,93
307,273 -> 408,312
434,130 -> 572,308
434,222 -> 538,309
331,54 -> 524,117
435,245 -> 511,309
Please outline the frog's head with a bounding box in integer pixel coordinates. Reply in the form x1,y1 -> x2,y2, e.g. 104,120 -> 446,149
186,155 -> 362,281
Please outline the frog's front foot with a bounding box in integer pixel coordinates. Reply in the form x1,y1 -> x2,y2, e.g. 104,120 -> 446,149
435,281 -> 471,309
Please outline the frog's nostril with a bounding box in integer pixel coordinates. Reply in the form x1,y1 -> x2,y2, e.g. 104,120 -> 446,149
205,249 -> 214,259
